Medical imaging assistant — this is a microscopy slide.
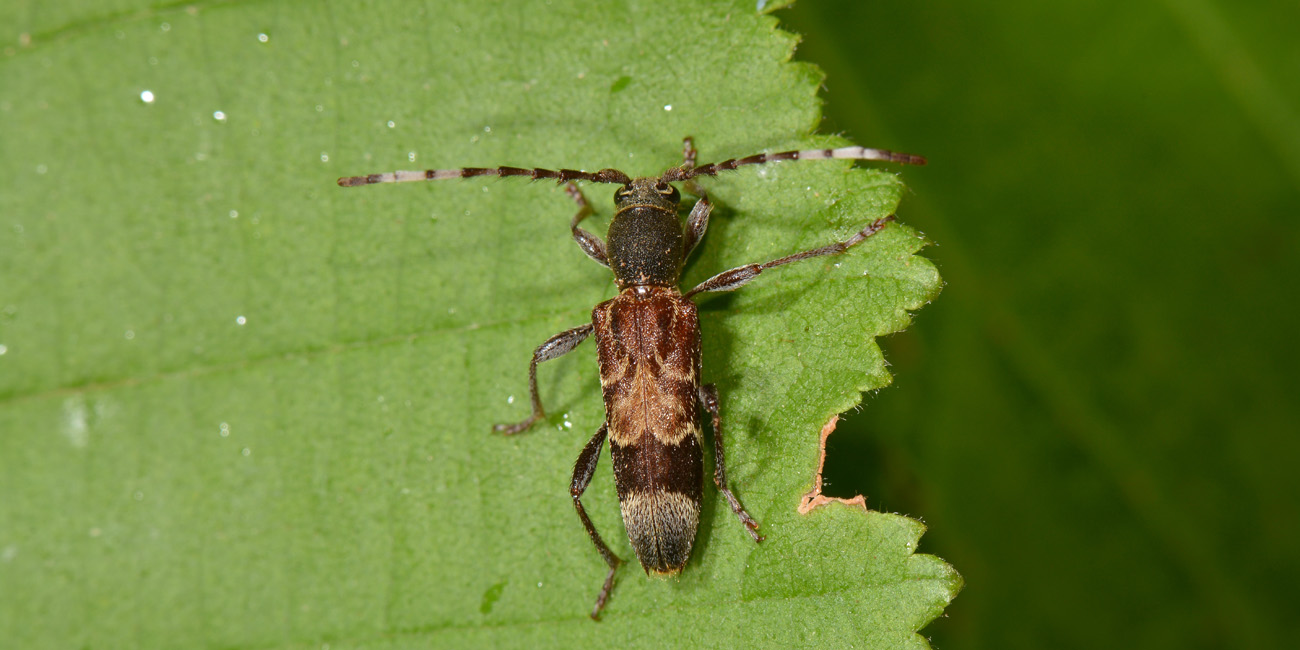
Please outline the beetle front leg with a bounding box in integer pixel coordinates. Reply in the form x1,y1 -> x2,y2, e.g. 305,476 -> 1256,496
684,214 -> 896,297
679,138 -> 713,261
493,323 -> 594,435
699,384 -> 763,542
571,422 -> 623,619
679,136 -> 708,199
682,197 -> 713,260
565,182 -> 609,267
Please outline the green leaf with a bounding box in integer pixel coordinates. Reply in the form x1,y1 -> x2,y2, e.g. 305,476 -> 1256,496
0,1 -> 955,647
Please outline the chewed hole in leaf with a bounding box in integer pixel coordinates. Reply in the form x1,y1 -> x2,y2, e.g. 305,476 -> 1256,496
799,415 -> 868,513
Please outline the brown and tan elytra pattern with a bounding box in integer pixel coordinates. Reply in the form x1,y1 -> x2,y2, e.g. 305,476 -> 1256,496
337,137 -> 924,619
594,285 -> 703,575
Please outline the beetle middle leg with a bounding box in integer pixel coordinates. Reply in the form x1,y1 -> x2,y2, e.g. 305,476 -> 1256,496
571,422 -> 623,619
699,384 -> 764,542
684,214 -> 897,297
493,323 -> 594,435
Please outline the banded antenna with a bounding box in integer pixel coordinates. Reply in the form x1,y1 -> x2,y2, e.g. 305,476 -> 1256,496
664,145 -> 925,182
337,144 -> 924,188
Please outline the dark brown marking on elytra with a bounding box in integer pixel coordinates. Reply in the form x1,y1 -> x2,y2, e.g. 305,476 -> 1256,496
593,287 -> 699,448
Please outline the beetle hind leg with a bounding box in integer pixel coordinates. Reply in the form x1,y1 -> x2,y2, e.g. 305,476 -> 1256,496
571,423 -> 624,619
699,384 -> 764,542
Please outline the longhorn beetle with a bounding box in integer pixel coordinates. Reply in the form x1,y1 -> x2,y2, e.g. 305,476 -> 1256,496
338,137 -> 925,619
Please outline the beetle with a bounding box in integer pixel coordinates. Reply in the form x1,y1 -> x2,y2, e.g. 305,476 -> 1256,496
338,137 -> 924,618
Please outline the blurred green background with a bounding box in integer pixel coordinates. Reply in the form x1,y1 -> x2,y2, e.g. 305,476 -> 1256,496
784,1 -> 1300,648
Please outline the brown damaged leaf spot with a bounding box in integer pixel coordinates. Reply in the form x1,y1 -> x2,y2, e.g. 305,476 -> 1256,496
798,415 -> 868,514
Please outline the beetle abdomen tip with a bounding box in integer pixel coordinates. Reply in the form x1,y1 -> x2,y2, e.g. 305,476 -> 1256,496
619,489 -> 701,573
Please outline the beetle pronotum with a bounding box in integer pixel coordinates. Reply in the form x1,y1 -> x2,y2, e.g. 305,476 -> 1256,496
338,137 -> 924,618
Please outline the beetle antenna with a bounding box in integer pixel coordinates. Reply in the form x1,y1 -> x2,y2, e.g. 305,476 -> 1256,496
662,145 -> 926,183
338,166 -> 632,187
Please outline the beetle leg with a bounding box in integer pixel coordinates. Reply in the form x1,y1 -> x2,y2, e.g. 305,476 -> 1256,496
679,136 -> 708,199
571,422 -> 623,619
698,384 -> 764,542
679,136 -> 712,259
493,323 -> 594,435
684,215 -> 896,297
565,182 -> 609,267
682,197 -> 713,260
